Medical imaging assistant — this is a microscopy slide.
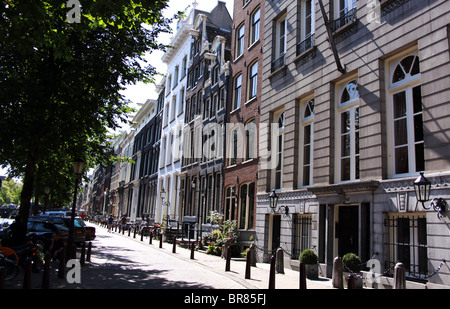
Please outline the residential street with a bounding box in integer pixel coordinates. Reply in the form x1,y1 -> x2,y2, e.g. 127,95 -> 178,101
4,223 -> 334,291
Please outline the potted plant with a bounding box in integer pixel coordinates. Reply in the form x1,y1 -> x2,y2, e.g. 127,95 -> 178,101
342,253 -> 363,288
299,249 -> 319,279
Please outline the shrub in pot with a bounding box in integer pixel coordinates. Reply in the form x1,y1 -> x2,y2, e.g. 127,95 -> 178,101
299,249 -> 318,279
342,253 -> 363,288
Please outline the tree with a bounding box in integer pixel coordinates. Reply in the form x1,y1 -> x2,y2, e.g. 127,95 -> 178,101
0,0 -> 179,222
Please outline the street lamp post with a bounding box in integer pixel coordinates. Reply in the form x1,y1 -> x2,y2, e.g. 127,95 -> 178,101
68,159 -> 85,259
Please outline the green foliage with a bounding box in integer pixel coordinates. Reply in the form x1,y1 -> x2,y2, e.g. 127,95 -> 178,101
203,211 -> 239,257
342,253 -> 361,273
0,0 -> 179,219
299,249 -> 318,265
0,179 -> 22,205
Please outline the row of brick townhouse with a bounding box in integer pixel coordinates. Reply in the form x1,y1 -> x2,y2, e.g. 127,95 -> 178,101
83,0 -> 450,288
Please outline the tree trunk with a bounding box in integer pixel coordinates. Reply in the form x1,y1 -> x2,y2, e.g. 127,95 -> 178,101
19,135 -> 40,223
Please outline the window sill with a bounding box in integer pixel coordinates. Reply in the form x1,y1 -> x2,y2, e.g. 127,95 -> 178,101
269,64 -> 287,80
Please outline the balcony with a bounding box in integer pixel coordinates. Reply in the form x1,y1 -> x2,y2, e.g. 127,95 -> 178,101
271,52 -> 286,73
296,34 -> 315,56
330,8 -> 357,33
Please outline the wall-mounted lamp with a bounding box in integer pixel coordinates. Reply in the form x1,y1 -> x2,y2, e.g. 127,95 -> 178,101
413,172 -> 447,219
269,189 -> 289,216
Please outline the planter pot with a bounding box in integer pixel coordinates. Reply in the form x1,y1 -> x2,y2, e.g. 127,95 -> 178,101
343,272 -> 363,289
304,264 -> 319,279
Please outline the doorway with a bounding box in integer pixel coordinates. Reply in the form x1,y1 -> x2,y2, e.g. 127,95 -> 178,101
337,205 -> 359,256
271,215 -> 281,255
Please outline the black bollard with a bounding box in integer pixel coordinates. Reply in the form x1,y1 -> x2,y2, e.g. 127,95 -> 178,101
128,227 -> 131,237
80,242 -> 86,266
172,236 -> 177,253
225,244 -> 231,272
190,241 -> 195,260
141,231 -> 144,241
159,233 -> 163,248
86,242 -> 92,262
42,252 -> 51,289
23,257 -> 32,289
149,231 -> 153,244
299,262 -> 307,289
347,274 -> 355,289
245,249 -> 251,279
268,255 -> 276,289
58,247 -> 66,279
133,226 -> 137,238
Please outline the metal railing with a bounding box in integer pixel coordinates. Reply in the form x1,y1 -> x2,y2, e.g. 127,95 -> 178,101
296,34 -> 315,56
330,8 -> 357,32
271,52 -> 286,72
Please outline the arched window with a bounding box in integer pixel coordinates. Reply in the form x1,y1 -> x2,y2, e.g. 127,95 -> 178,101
301,98 -> 314,186
390,52 -> 423,175
239,182 -> 255,230
337,80 -> 359,182
275,111 -> 284,189
224,186 -> 236,221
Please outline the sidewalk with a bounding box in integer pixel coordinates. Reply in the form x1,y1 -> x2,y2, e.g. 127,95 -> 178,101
109,224 -> 335,290
3,223 -> 334,289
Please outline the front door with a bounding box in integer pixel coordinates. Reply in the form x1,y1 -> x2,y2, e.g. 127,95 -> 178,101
338,205 -> 359,256
271,215 -> 281,255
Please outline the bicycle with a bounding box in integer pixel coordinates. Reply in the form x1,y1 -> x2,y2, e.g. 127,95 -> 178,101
0,248 -> 19,281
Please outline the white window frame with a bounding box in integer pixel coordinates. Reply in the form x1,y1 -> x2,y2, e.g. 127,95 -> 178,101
248,60 -> 258,100
275,15 -> 287,61
300,97 -> 314,187
233,74 -> 242,111
272,110 -> 285,190
336,79 -> 360,183
300,0 -> 315,42
236,23 -> 245,58
387,50 -> 423,178
250,7 -> 260,45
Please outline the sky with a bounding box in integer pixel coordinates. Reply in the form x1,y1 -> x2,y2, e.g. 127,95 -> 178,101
0,0 -> 234,178
120,0 -> 234,106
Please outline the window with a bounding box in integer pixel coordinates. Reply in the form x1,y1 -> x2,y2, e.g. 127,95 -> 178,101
211,93 -> 218,118
300,98 -> 314,186
224,186 -> 236,221
292,215 -> 312,258
389,53 -> 423,176
181,56 -> 187,79
178,88 -> 184,115
236,24 -> 245,58
384,214 -> 427,279
297,0 -> 315,55
274,111 -> 284,189
239,182 -> 255,230
272,15 -> 286,72
337,80 -> 359,182
233,74 -> 242,110
229,129 -> 238,166
332,0 -> 357,31
171,95 -> 177,121
248,61 -> 258,100
219,86 -> 225,110
212,65 -> 218,85
250,8 -> 260,45
173,66 -> 179,88
245,119 -> 256,161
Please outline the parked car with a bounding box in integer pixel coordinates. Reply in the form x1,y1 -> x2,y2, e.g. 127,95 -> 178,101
75,217 -> 96,241
26,220 -> 69,251
30,215 -> 86,244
